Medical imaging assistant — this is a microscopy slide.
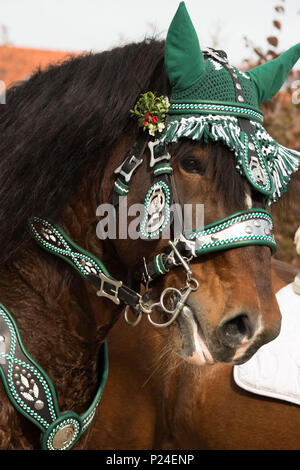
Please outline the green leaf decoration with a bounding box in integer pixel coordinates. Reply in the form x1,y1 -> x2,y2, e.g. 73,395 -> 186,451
130,92 -> 170,136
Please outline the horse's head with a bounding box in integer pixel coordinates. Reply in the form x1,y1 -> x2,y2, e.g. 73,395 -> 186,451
105,2 -> 300,366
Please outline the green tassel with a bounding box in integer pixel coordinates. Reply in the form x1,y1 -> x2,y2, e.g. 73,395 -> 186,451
158,115 -> 300,206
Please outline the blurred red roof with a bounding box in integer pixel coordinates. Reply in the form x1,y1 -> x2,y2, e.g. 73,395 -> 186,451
0,45 -> 76,88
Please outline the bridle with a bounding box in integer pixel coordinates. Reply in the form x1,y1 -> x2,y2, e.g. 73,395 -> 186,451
9,145 -> 274,449
27,106 -> 277,334
0,46 -> 282,451
108,129 -> 276,327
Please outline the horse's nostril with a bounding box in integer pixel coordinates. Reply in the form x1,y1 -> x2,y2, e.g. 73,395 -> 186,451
217,313 -> 255,348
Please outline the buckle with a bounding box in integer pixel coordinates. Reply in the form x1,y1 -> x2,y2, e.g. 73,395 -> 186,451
167,239 -> 193,275
96,272 -> 123,305
114,151 -> 143,183
148,140 -> 171,168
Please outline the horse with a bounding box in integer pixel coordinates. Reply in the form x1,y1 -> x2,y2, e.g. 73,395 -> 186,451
84,2 -> 299,449
85,258 -> 300,450
0,39 -> 169,450
0,2 -> 298,449
294,227 -> 300,293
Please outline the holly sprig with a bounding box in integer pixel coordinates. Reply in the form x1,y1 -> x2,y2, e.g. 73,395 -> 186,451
130,92 -> 170,136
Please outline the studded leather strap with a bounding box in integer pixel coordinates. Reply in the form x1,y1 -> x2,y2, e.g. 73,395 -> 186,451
0,303 -> 108,450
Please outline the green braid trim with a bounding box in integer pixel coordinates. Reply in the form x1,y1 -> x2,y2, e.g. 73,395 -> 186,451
185,208 -> 276,255
0,304 -> 59,431
0,302 -> 108,450
249,121 -> 300,205
158,115 -> 300,206
113,178 -> 130,196
195,234 -> 276,256
30,218 -> 110,280
169,100 -> 264,123
153,162 -> 173,176
141,181 -> 171,238
153,254 -> 168,276
187,209 -> 273,237
240,132 -> 274,195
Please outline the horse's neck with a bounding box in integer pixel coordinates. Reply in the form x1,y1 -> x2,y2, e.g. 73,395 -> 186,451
0,193 -> 121,416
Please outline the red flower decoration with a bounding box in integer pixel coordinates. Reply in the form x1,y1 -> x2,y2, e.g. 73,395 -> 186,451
151,116 -> 158,123
146,112 -> 152,119
142,120 -> 148,126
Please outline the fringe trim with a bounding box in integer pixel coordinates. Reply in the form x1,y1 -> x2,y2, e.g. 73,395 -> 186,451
158,115 -> 300,206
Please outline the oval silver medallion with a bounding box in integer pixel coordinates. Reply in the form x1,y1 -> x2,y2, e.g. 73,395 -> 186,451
51,423 -> 77,450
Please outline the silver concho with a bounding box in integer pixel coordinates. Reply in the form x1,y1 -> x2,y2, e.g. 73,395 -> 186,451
249,155 -> 268,186
51,423 -> 77,450
145,186 -> 166,234
142,182 -> 170,237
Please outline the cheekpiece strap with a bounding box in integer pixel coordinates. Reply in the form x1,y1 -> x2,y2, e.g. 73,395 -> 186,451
0,303 -> 108,450
113,133 -> 149,206
29,217 -> 141,308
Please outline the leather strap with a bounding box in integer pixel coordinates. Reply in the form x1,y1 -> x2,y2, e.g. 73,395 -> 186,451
29,217 -> 141,308
0,304 -> 108,450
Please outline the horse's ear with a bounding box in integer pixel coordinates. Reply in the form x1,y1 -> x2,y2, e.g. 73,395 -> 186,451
165,1 -> 205,93
248,43 -> 300,105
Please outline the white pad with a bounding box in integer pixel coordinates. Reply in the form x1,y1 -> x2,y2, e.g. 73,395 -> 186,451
234,283 -> 300,406
295,226 -> 300,255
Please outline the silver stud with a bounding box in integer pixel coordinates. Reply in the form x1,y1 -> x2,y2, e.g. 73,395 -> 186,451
235,83 -> 242,90
26,373 -> 31,379
248,142 -> 255,151
237,95 -> 244,102
16,381 -> 20,386
0,335 -> 4,343
211,235 -> 219,242
20,386 -> 24,392
233,73 -> 238,78
245,226 -> 253,234
265,228 -> 270,236
15,366 -> 20,371
253,220 -> 261,227
34,400 -> 44,410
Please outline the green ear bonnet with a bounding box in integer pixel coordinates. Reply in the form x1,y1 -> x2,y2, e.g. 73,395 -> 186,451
157,2 -> 300,206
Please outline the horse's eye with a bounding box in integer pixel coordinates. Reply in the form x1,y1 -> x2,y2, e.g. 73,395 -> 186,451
180,158 -> 206,175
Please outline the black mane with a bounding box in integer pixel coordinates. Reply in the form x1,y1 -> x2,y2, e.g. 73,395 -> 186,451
0,39 -> 167,263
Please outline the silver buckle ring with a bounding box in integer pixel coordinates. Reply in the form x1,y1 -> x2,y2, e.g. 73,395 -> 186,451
96,273 -> 122,305
146,277 -> 199,328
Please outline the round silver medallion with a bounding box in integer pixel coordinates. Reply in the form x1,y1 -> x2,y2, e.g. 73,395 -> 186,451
51,423 -> 77,450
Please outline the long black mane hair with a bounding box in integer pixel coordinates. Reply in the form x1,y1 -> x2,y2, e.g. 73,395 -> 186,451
0,39 -> 167,264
